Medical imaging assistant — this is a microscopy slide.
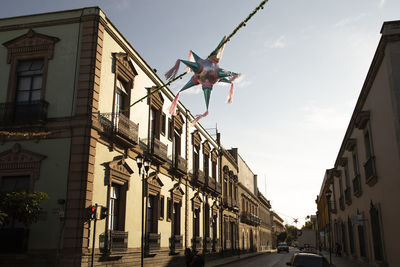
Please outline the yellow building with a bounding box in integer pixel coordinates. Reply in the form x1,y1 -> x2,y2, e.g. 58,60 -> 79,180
0,7 -> 223,267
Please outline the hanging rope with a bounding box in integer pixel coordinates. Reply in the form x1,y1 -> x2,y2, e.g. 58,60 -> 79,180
125,0 -> 269,111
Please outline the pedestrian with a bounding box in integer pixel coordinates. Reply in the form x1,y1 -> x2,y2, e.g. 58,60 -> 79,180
335,242 -> 341,257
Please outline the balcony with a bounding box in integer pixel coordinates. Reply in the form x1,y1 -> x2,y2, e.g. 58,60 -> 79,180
204,237 -> 212,251
0,100 -> 49,126
352,175 -> 362,198
205,176 -> 216,193
344,187 -> 352,205
108,230 -> 128,252
143,137 -> 168,164
212,238 -> 220,252
98,111 -> 138,145
240,212 -> 260,226
216,183 -> 222,194
146,232 -> 161,252
339,195 -> 345,211
171,154 -> 187,176
193,169 -> 205,186
364,156 -> 377,186
191,237 -> 202,251
169,235 -> 183,251
222,196 -> 232,208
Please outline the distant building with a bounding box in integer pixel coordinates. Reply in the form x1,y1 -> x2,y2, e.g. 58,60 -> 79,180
316,20 -> 400,266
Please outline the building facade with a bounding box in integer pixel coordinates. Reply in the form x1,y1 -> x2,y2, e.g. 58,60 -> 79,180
316,20 -> 400,267
257,190 -> 272,251
0,7 -> 225,267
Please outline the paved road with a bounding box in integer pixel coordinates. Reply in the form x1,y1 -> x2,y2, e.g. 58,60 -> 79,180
221,248 -> 373,267
226,249 -> 295,267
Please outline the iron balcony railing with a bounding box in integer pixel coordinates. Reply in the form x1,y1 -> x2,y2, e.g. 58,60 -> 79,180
0,100 -> 49,126
364,156 -> 377,185
146,232 -> 161,251
108,230 -> 128,252
98,111 -> 138,144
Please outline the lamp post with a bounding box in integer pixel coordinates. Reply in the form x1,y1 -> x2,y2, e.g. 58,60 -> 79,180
137,154 -> 151,267
325,188 -> 332,265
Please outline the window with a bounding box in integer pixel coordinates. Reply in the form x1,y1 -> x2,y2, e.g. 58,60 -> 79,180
150,107 -> 161,140
167,198 -> 172,221
115,78 -> 129,114
173,202 -> 181,235
161,113 -> 166,135
204,154 -> 209,178
159,195 -> 164,220
204,204 -> 210,238
0,175 -> 30,193
193,208 -> 200,237
147,194 -> 158,234
109,184 -> 121,230
168,118 -> 173,140
358,224 -> 366,257
193,146 -> 199,174
174,129 -> 181,157
370,203 -> 384,261
348,217 -> 355,254
15,60 -> 43,103
212,160 -> 217,179
352,148 -> 359,176
344,162 -> 350,188
364,130 -> 373,159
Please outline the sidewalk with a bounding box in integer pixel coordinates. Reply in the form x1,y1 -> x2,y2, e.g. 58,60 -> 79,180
205,250 -> 273,267
320,251 -> 374,267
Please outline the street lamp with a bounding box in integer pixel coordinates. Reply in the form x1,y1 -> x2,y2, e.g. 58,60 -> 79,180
325,188 -> 332,265
137,154 -> 151,267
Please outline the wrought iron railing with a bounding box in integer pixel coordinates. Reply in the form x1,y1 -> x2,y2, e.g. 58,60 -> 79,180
109,230 -> 128,252
146,232 -> 161,251
98,111 -> 138,144
0,100 -> 49,125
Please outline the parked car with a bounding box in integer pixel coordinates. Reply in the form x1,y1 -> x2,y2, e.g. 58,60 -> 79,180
286,252 -> 335,267
277,242 -> 289,253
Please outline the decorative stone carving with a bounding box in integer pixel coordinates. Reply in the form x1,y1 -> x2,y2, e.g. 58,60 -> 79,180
3,29 -> 59,63
0,143 -> 46,181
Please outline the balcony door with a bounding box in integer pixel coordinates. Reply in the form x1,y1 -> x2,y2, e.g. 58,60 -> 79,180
14,59 -> 44,121
113,78 -> 128,129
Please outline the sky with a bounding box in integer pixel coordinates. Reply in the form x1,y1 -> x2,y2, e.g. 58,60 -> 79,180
2,0 -> 399,227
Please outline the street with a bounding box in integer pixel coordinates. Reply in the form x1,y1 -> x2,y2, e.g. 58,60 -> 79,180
225,249 -> 294,267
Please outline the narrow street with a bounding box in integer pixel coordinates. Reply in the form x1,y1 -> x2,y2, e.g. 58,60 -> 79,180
223,249 -> 294,267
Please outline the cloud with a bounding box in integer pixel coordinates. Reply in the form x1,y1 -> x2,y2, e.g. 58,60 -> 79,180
333,14 -> 366,28
266,35 -> 287,48
378,0 -> 386,8
301,105 -> 350,131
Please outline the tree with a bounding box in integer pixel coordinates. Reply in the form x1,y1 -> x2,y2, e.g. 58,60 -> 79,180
0,192 -> 48,227
302,220 -> 314,230
286,225 -> 298,244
